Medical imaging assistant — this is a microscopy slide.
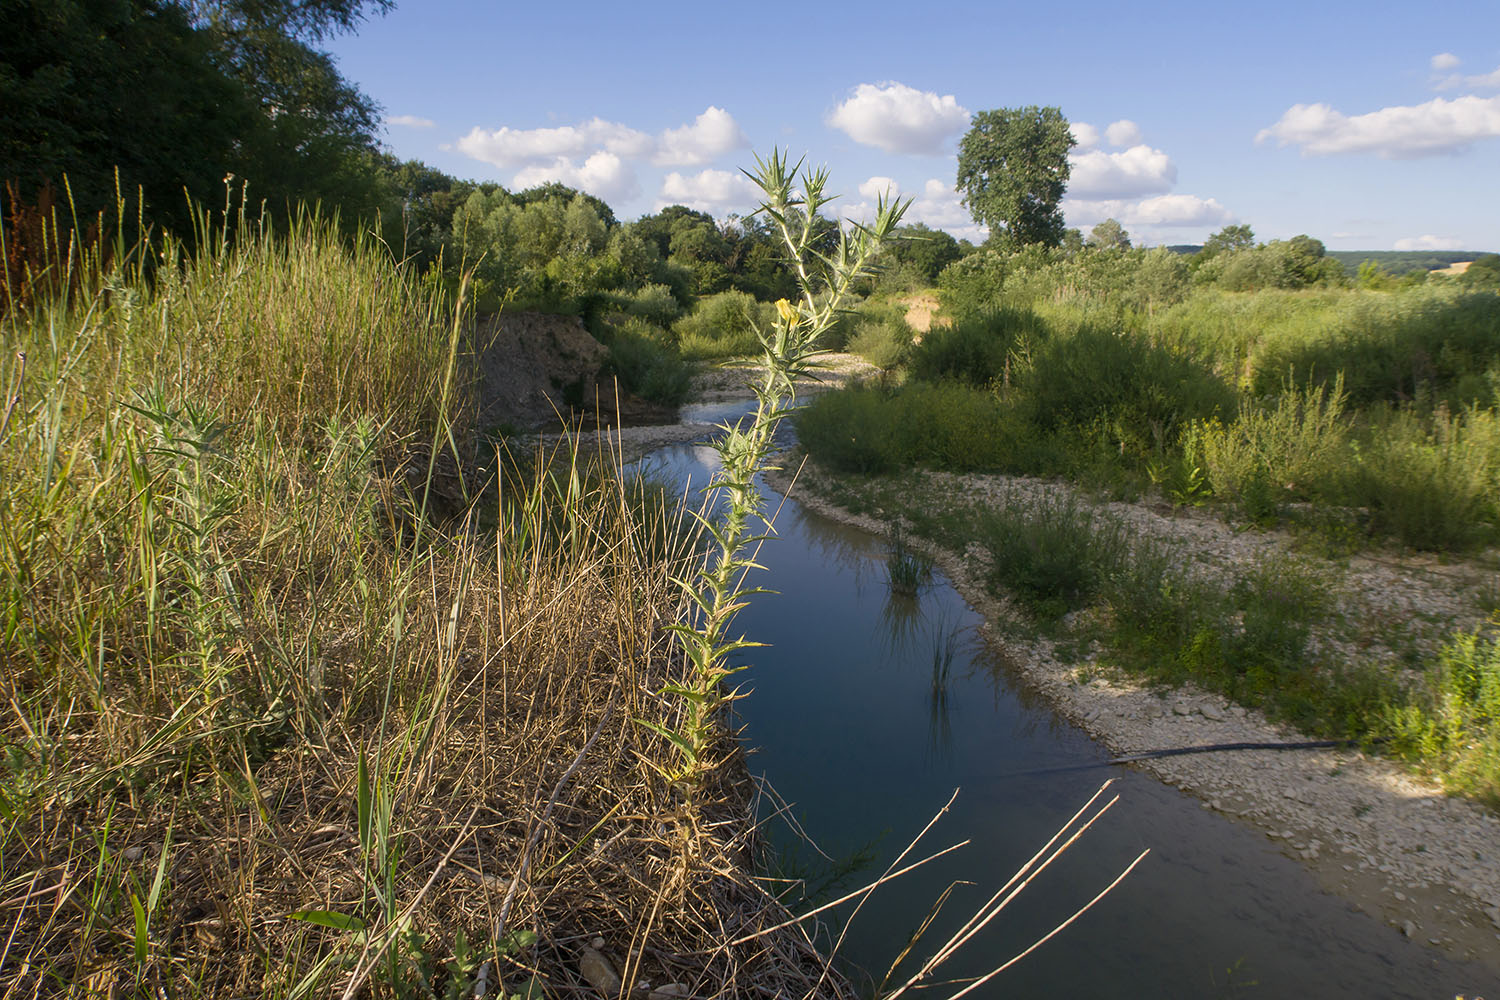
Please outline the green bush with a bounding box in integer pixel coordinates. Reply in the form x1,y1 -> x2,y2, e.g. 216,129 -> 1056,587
672,289 -> 772,359
1246,287 -> 1500,407
1018,326 -> 1234,457
796,383 -> 1025,475
976,491 -> 1130,619
601,317 -> 693,406
1347,405 -> 1499,550
908,306 -> 1045,386
847,315 -> 914,370
1388,624 -> 1500,807
615,283 -> 684,326
1193,375 -> 1351,509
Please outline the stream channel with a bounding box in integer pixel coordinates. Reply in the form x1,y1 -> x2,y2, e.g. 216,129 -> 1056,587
631,400 -> 1494,998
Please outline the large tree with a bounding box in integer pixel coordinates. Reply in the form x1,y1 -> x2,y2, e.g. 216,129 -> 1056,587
0,0 -> 390,228
956,106 -> 1074,249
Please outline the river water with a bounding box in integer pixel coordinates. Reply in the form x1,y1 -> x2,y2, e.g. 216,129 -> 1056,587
634,409 -> 1493,999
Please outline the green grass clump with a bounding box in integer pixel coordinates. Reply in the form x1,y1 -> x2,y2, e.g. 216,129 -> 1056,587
595,315 -> 694,406
846,312 -> 915,370
1388,622 -> 1500,807
976,491 -> 1130,619
1192,375 -> 1352,513
796,383 -> 1027,475
672,289 -> 772,359
1347,405 -> 1500,550
907,306 -> 1043,386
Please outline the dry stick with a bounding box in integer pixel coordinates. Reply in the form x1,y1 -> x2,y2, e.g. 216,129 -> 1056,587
912,779 -> 1116,971
494,684 -> 622,943
0,351 -> 24,443
886,794 -> 1122,999
726,842 -> 970,949
907,796 -> 1122,994
944,849 -> 1151,1000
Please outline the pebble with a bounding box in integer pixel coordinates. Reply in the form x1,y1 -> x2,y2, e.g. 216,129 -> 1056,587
578,947 -> 621,996
1402,920 -> 1418,938
1200,703 -> 1226,721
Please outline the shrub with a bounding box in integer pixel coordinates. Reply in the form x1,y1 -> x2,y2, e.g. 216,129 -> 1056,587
1388,623 -> 1500,807
673,289 -> 772,359
1246,286 -> 1500,407
1347,405 -> 1499,550
1193,375 -> 1351,509
907,306 -> 1044,386
601,317 -> 693,406
1018,325 -> 1234,457
847,315 -> 914,370
976,491 -> 1130,619
615,282 -> 684,326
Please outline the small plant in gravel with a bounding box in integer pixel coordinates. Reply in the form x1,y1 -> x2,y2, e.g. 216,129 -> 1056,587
643,151 -> 908,796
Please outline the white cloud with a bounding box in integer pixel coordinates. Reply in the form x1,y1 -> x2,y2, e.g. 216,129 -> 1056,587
1394,233 -> 1464,250
386,114 -> 435,129
1071,122 -> 1100,150
511,151 -> 638,204
1066,194 -> 1232,229
1433,64 -> 1500,91
1068,144 -> 1177,199
456,107 -> 746,178
911,178 -> 973,229
652,107 -> 748,166
657,169 -> 758,213
1256,94 -> 1500,157
1431,52 -> 1461,72
858,176 -> 901,200
1105,119 -> 1143,147
827,82 -> 971,154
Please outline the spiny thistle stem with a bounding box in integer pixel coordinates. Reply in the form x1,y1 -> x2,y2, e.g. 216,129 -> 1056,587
643,151 -> 909,797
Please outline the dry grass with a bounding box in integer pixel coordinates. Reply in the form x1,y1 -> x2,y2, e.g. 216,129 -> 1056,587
0,200 -> 855,998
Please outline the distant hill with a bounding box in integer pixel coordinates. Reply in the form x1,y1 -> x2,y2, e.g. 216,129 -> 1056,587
1162,246 -> 1491,278
1323,250 -> 1489,278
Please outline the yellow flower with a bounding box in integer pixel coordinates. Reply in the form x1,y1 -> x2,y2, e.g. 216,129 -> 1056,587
774,298 -> 800,325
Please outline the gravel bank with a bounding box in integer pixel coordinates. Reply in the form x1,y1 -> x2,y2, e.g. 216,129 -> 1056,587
773,460 -> 1500,971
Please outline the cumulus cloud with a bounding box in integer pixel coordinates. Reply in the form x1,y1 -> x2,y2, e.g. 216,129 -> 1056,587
457,107 -> 746,174
387,114 -> 435,129
1071,122 -> 1100,150
1068,145 -> 1177,199
1256,94 -> 1500,157
1433,64 -> 1500,91
657,169 -> 758,213
1431,52 -> 1461,72
1394,234 -> 1464,251
910,178 -> 974,230
858,176 -> 901,200
652,107 -> 748,166
827,82 -> 971,154
1065,193 -> 1232,230
1105,119 -> 1143,147
511,151 -> 638,203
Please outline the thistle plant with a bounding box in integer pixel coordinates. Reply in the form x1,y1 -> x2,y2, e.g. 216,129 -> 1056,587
645,151 -> 909,793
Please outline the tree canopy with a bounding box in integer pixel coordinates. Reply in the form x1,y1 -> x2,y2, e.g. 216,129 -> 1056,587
956,106 -> 1074,249
1087,218 -> 1131,250
0,0 -> 390,229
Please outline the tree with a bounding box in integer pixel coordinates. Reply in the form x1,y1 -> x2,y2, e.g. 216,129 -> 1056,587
1,0 -> 251,227
1087,218 -> 1131,250
955,106 -> 1074,249
1200,223 -> 1255,258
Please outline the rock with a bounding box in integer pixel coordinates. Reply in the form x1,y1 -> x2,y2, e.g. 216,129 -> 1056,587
578,947 -> 622,996
1172,702 -> 1193,716
1200,703 -> 1226,721
1401,920 -> 1417,938
1485,906 -> 1500,930
590,936 -> 605,951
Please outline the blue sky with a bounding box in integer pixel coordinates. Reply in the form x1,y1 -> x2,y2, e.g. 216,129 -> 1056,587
327,0 -> 1500,251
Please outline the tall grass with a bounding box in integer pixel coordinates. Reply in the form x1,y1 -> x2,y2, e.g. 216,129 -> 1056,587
0,202 -> 842,996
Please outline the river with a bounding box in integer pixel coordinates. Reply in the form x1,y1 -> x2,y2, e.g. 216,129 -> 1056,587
630,407 -> 1493,998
